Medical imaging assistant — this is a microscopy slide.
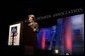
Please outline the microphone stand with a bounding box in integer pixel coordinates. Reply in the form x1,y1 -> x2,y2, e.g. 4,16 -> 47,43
12,33 -> 14,46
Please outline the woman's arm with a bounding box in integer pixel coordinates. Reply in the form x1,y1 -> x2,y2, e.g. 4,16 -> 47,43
33,22 -> 38,32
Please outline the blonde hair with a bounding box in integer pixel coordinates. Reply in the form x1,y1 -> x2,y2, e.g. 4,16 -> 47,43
28,14 -> 36,21
28,14 -> 35,18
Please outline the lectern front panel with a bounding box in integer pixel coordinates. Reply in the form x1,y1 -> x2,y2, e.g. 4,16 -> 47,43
8,23 -> 21,46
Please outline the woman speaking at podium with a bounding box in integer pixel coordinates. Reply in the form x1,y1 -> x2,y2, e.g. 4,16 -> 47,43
28,14 -> 38,32
23,14 -> 38,55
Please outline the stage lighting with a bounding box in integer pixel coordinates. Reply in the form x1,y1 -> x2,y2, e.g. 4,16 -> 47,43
66,53 -> 70,55
54,49 -> 59,54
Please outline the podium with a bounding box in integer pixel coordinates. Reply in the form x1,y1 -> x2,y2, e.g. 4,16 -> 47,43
22,21 -> 37,55
8,21 -> 37,55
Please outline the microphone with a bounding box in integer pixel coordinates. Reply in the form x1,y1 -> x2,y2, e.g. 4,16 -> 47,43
28,22 -> 38,32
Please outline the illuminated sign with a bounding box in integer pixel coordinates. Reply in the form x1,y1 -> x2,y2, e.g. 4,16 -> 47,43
37,8 -> 83,20
8,23 -> 21,46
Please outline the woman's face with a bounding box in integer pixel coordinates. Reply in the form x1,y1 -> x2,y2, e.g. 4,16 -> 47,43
28,16 -> 34,23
